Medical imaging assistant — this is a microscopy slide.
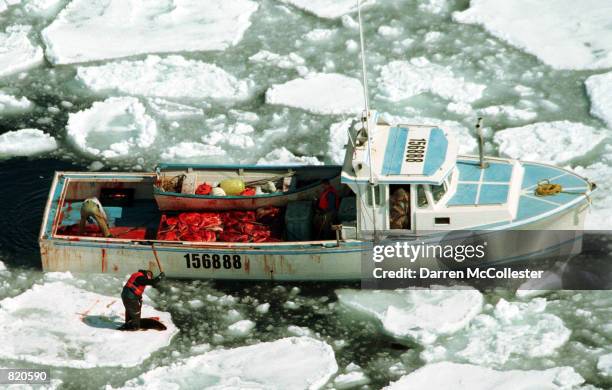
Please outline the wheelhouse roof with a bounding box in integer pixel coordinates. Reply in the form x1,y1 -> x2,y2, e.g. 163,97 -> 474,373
342,122 -> 458,185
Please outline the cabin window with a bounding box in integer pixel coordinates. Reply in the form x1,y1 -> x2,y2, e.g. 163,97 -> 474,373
431,183 -> 447,203
366,185 -> 381,206
417,185 -> 428,208
435,217 -> 451,225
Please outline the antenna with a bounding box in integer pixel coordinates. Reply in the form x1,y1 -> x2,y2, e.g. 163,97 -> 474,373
357,0 -> 370,114
356,0 -> 375,186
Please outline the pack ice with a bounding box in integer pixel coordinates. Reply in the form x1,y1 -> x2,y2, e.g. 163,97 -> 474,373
384,362 -> 585,389
494,121 -> 607,165
421,298 -> 571,366
585,71 -> 612,128
0,25 -> 43,77
279,0 -> 375,19
67,97 -> 157,159
41,0 -> 258,64
0,91 -> 32,113
0,281 -> 177,368
0,129 -> 57,158
118,337 -> 337,389
377,58 -> 485,103
336,288 -> 483,344
266,73 -> 364,115
77,56 -> 251,101
454,0 -> 612,70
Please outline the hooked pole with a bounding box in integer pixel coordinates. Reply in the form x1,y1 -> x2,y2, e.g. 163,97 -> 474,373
476,117 -> 488,169
356,0 -> 375,186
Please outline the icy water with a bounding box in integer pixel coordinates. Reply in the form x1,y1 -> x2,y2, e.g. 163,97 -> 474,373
1,0 -> 612,388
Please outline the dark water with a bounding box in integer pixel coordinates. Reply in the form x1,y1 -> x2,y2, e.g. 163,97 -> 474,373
0,158 -> 85,266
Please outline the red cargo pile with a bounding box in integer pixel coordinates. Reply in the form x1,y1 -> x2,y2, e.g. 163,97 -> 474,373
157,207 -> 281,243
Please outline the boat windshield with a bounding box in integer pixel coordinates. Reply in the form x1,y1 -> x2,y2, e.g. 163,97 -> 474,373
431,182 -> 447,203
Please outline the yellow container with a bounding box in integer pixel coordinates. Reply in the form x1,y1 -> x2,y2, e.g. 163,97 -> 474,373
219,179 -> 245,196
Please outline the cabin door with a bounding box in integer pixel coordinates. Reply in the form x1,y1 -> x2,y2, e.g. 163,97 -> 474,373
389,185 -> 411,230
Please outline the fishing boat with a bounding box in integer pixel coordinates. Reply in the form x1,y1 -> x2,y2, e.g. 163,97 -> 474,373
38,3 -> 596,282
38,110 -> 596,280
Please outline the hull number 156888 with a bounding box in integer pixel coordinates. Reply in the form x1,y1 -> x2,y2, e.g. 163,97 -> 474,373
184,253 -> 242,269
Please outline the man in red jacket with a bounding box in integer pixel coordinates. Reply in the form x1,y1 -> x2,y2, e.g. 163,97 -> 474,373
119,270 -> 165,331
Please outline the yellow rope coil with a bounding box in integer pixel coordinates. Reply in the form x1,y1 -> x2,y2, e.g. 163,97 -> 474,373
535,179 -> 562,196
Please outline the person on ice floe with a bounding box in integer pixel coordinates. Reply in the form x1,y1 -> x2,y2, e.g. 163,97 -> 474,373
119,270 -> 165,331
79,197 -> 112,238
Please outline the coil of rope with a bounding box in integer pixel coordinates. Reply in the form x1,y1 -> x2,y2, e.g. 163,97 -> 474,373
534,179 -> 562,196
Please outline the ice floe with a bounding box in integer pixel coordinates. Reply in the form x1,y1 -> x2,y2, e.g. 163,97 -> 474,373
227,319 -> 255,337
377,58 -> 485,103
479,105 -> 537,122
328,118 -> 354,164
0,91 -> 32,113
422,298 -> 571,366
304,28 -> 337,42
384,362 -> 585,389
598,353 -> 612,377
66,97 -> 157,159
0,129 -> 57,158
266,73 -> 363,115
0,281 -> 176,368
249,50 -> 307,74
279,0 -> 374,19
41,0 -> 259,64
160,142 -> 226,162
454,0 -> 612,70
585,71 -> 612,128
257,147 -> 322,165
574,163 -> 612,230
0,25 -> 43,77
493,121 -> 607,165
118,337 -> 337,389
336,288 -> 483,345
147,98 -> 204,120
203,123 -> 256,149
77,55 -> 251,101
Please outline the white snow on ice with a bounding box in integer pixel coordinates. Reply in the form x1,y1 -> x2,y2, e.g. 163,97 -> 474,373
598,353 -> 612,377
574,163 -> 612,230
249,50 -> 307,73
494,121 -> 607,165
336,288 -> 483,345
41,0 -> 259,64
421,298 -> 571,366
0,281 -> 177,368
0,25 -> 43,77
160,142 -> 226,162
67,97 -> 157,159
328,118 -> 354,164
454,0 -> 612,70
0,91 -> 32,113
118,337 -> 337,389
257,147 -> 322,165
377,58 -> 486,103
77,55 -> 251,101
0,129 -> 57,158
279,0 -> 375,19
266,73 -> 364,115
585,71 -> 612,128
384,362 -> 585,389
147,98 -> 204,120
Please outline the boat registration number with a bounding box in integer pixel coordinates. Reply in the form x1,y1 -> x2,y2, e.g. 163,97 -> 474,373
405,138 -> 427,162
184,253 -> 242,269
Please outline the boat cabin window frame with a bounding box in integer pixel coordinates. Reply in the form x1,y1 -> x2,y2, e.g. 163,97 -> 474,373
416,185 -> 429,209
365,184 -> 383,207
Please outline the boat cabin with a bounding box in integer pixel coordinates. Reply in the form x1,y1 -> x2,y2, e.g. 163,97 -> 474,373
341,114 -> 525,236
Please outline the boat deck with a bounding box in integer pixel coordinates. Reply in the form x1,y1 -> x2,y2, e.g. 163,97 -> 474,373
448,159 -> 590,226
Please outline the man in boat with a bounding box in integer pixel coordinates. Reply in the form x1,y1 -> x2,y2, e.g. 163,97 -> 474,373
314,179 -> 340,239
390,188 -> 410,229
79,197 -> 112,238
119,270 -> 165,331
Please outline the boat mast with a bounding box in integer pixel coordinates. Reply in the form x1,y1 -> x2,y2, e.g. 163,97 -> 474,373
357,0 -> 375,186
